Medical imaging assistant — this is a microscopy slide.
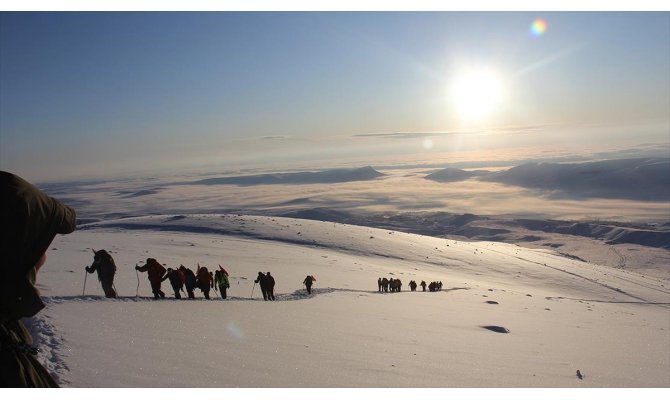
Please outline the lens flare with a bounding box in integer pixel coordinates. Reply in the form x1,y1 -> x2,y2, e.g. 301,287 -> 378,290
423,139 -> 433,150
529,19 -> 547,37
226,321 -> 245,340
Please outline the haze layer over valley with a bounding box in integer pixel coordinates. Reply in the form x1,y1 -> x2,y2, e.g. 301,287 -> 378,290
38,157 -> 670,280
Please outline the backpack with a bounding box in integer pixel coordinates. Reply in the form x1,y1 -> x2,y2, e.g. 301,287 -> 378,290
181,268 -> 196,288
94,249 -> 116,281
146,258 -> 166,281
215,271 -> 229,287
197,267 -> 212,284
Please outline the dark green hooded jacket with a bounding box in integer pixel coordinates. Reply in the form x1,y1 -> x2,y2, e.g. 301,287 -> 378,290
1,171 -> 76,387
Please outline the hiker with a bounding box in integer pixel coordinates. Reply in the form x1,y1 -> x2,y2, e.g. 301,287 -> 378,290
254,272 -> 268,300
409,280 -> 417,292
381,277 -> 389,292
420,280 -> 427,292
162,267 -> 184,299
135,258 -> 166,299
303,275 -> 314,294
85,249 -> 117,298
1,171 -> 76,387
390,278 -> 402,292
196,265 -> 213,300
388,278 -> 401,292
180,265 -> 197,299
214,268 -> 230,299
266,272 -> 276,301
377,278 -> 382,292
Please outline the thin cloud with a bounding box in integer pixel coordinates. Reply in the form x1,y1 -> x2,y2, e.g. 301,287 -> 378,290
352,131 -> 465,139
352,124 -> 554,140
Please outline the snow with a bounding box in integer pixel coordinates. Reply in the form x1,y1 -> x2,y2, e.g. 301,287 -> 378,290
22,214 -> 670,391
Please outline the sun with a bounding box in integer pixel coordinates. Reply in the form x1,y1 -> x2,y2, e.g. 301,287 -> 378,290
451,70 -> 503,122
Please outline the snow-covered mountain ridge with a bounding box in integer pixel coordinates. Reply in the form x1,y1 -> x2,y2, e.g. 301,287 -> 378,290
76,214 -> 667,303
31,214 -> 670,387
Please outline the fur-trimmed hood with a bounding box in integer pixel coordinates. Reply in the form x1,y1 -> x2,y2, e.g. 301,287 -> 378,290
1,171 -> 76,322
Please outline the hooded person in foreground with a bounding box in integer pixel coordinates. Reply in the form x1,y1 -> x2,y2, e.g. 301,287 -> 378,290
0,171 -> 77,387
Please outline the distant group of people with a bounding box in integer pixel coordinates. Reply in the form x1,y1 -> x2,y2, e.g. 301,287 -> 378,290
377,277 -> 402,292
378,278 -> 443,293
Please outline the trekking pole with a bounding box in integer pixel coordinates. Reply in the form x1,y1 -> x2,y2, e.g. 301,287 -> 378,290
136,268 -> 140,298
82,269 -> 88,296
250,281 -> 256,299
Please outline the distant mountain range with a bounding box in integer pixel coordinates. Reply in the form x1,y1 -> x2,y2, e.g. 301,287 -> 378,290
189,166 -> 384,186
426,158 -> 670,201
424,167 -> 491,182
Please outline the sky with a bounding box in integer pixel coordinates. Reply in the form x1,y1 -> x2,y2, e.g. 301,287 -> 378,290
1,11 -> 669,182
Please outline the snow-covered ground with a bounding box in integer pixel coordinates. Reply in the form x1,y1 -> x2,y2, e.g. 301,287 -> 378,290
26,214 -> 670,389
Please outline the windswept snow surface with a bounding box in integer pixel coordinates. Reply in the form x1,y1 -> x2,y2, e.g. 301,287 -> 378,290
28,214 -> 670,387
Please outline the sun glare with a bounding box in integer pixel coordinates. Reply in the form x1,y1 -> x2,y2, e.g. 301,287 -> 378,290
451,70 -> 503,122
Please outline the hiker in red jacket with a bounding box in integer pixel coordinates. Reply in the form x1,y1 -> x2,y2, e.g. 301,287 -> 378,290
303,275 -> 315,295
135,258 -> 166,299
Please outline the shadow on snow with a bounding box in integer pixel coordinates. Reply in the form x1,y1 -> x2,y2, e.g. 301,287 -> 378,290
42,286 -> 465,304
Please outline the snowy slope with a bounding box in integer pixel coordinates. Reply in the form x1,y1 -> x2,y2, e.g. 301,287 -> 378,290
28,214 -> 670,387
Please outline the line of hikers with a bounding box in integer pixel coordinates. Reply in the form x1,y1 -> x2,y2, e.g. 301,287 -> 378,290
378,278 -> 443,292
134,258 -> 231,300
252,272 -> 316,300
85,249 -> 316,300
377,277 -> 403,292
84,249 -> 231,300
86,249 -> 447,301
